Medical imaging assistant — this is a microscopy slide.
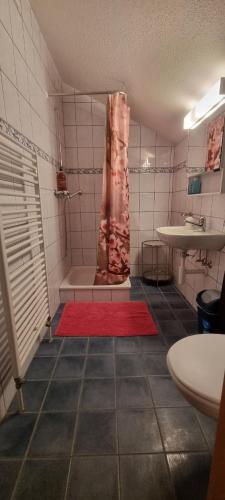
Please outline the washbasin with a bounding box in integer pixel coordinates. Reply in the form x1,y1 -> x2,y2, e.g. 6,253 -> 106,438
156,226 -> 225,251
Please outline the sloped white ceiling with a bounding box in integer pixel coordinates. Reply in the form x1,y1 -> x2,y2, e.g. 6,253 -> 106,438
31,0 -> 225,143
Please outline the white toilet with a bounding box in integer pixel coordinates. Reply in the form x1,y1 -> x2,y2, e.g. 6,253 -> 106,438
167,334 -> 225,418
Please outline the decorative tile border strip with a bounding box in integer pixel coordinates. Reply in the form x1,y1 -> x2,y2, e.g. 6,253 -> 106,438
65,166 -> 174,175
129,166 -> 174,174
65,168 -> 103,175
186,166 -> 205,174
0,118 -> 59,168
1,118 -> 201,176
173,161 -> 205,175
173,161 -> 187,172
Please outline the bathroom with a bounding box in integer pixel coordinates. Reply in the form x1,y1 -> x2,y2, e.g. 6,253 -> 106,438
0,0 -> 225,498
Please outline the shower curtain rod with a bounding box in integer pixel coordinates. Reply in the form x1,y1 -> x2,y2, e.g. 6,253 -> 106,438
48,90 -> 127,97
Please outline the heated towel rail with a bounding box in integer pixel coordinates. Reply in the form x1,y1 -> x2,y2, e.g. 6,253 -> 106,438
0,132 -> 51,410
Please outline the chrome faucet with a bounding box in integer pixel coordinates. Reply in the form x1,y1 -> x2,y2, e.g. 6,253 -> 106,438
183,212 -> 206,232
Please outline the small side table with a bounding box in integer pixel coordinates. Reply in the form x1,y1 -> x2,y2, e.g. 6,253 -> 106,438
141,240 -> 173,286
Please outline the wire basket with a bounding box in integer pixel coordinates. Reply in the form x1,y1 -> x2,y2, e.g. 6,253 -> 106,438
141,240 -> 173,286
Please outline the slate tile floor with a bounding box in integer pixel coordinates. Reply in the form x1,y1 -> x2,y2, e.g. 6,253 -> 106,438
0,278 -> 217,500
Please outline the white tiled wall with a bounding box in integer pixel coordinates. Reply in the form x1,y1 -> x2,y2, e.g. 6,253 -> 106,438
171,136 -> 225,308
63,97 -> 174,275
0,0 -> 70,315
38,158 -> 71,315
0,0 -> 69,416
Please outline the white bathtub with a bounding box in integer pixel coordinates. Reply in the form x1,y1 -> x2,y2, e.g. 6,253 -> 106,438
59,266 -> 131,302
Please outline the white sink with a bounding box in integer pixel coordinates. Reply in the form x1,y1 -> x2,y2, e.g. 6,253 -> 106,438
156,226 -> 225,251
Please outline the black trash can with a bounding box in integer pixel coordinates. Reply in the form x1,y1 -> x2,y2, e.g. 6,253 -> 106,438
196,289 -> 221,333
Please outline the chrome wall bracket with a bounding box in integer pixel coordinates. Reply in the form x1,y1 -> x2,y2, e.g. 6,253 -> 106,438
54,190 -> 83,199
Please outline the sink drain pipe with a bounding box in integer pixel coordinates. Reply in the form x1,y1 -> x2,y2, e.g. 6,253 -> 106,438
178,251 -> 207,285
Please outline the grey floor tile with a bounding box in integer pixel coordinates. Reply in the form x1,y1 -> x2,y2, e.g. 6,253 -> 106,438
61,338 -> 88,356
130,287 -> 145,295
153,309 -> 176,321
164,336 -> 183,347
116,377 -> 152,408
142,284 -> 161,294
9,381 -> 48,413
165,293 -> 190,309
195,410 -> 217,452
130,277 -> 142,287
182,320 -> 198,334
160,284 -> 177,293
88,338 -> 114,354
29,413 -> 75,457
0,414 -> 36,457
55,303 -> 65,314
138,335 -> 167,352
14,459 -> 69,500
175,309 -> 197,321
115,337 -> 141,353
85,355 -> 114,377
26,357 -> 56,380
149,376 -> 190,407
43,380 -> 81,411
67,456 -> 119,500
0,460 -> 21,500
52,312 -> 61,323
51,314 -> 61,335
157,407 -> 208,452
80,378 -> 115,409
167,452 -> 211,500
147,294 -> 170,310
158,320 -> 187,337
130,293 -> 146,302
120,454 -> 175,500
54,356 -> 85,378
74,411 -> 116,455
36,339 -> 62,357
117,409 -> 163,453
116,354 -> 143,376
142,353 -> 169,375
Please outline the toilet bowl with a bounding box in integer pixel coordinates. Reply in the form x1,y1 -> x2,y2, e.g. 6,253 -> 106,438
167,334 -> 225,418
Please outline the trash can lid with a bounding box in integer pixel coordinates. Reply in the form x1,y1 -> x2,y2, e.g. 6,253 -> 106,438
201,290 -> 220,304
196,289 -> 221,313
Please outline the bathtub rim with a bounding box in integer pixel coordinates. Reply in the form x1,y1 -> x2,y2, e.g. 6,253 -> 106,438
60,265 -> 131,290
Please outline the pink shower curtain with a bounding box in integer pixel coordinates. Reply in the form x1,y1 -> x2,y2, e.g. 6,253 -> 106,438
94,92 -> 130,285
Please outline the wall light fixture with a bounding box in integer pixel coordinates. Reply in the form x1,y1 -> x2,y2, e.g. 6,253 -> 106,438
183,77 -> 225,129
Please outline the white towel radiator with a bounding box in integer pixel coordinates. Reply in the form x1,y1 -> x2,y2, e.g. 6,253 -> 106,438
0,132 -> 51,410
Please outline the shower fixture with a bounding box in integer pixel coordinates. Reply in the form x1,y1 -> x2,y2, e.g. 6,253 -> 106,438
54,189 -> 83,257
69,189 -> 83,198
54,189 -> 83,199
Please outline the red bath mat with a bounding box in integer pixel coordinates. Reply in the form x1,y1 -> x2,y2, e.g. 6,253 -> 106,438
55,302 -> 158,337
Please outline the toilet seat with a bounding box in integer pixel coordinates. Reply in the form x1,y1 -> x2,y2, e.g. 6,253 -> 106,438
167,334 -> 225,418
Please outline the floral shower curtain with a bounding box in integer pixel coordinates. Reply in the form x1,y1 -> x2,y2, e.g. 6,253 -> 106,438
94,92 -> 130,285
